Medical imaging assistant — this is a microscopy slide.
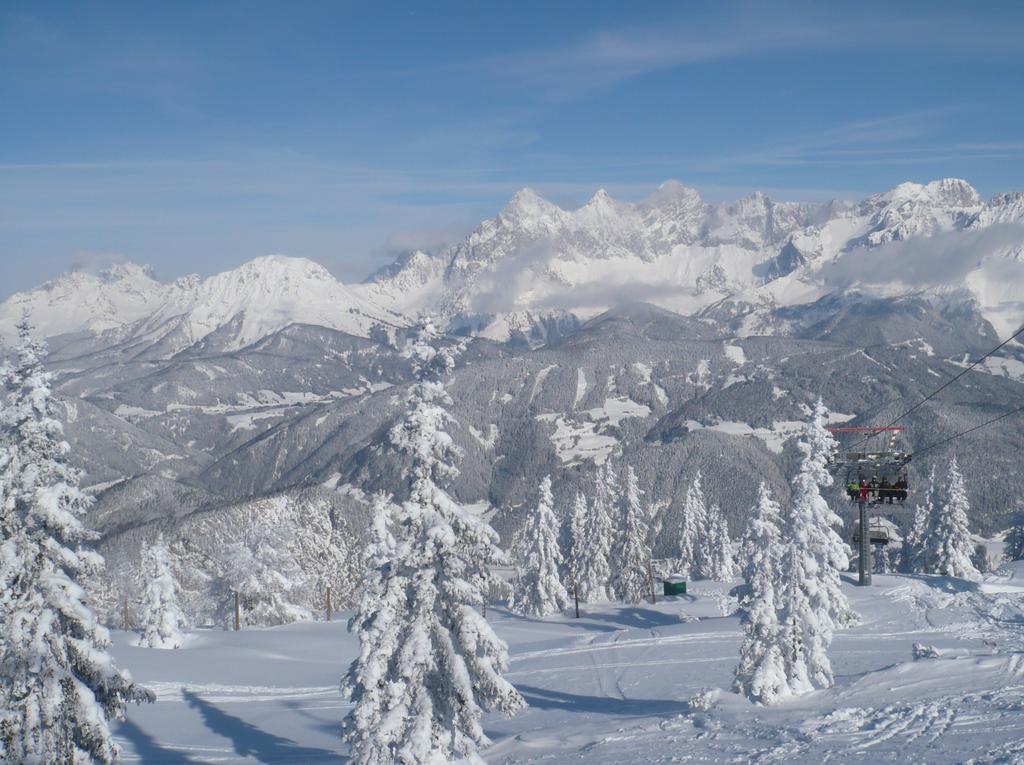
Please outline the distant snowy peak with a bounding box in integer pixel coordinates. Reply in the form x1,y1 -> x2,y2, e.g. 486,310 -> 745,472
1,255 -> 403,351
0,262 -> 190,341
856,178 -> 984,246
368,177 -> 1023,341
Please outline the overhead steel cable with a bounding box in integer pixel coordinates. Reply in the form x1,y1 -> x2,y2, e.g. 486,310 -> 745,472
847,319 -> 1024,451
911,404 -> 1024,458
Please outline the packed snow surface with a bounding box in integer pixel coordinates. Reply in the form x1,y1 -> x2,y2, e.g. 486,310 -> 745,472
110,567 -> 1024,763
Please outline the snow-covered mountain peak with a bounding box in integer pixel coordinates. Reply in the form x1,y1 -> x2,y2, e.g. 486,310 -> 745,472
856,178 -> 985,247
499,188 -> 565,226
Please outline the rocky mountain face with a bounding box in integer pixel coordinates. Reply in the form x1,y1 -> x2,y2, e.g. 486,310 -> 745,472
2,178 -> 1023,561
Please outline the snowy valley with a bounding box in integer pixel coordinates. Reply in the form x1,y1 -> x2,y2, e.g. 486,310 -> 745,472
2,179 -> 1024,765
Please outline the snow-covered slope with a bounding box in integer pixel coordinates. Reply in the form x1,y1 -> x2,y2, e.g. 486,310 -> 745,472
107,569 -> 1024,764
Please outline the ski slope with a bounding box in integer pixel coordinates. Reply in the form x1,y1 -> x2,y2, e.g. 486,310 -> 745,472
110,566 -> 1024,763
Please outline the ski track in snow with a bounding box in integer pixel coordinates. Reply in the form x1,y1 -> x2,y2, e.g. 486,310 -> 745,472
111,568 -> 1024,764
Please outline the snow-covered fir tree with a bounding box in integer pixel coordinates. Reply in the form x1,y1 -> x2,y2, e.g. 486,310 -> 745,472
773,400 -> 857,692
734,483 -> 789,704
341,321 -> 524,765
138,533 -> 187,649
926,457 -> 980,580
901,467 -> 937,574
701,502 -> 736,581
677,471 -> 707,579
575,466 -> 615,602
774,537 -> 815,697
223,518 -> 311,627
0,319 -> 153,764
800,400 -> 858,630
612,466 -> 652,603
565,492 -> 590,606
511,475 -> 569,616
596,460 -> 621,580
1004,504 -> 1024,562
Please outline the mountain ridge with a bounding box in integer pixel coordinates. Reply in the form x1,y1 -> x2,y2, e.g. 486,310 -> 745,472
4,178 -> 1023,350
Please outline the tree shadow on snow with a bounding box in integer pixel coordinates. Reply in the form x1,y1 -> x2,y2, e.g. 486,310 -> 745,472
116,718 -> 200,764
496,608 -> 619,633
515,683 -> 688,718
584,607 -> 682,630
183,689 -> 341,764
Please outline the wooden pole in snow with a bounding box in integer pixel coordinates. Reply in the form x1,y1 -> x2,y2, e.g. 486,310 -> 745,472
573,586 -> 580,619
647,559 -> 657,604
326,586 -> 333,622
234,591 -> 241,631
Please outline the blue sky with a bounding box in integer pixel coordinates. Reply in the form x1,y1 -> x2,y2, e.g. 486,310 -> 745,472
2,0 -> 1023,296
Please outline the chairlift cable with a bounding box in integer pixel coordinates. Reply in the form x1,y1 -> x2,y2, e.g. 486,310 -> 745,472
847,319 -> 1024,451
911,404 -> 1024,458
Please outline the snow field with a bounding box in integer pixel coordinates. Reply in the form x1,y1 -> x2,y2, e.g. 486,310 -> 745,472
111,568 -> 1024,764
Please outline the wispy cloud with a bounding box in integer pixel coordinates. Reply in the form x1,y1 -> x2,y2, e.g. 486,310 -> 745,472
478,17 -> 829,99
472,5 -> 1023,101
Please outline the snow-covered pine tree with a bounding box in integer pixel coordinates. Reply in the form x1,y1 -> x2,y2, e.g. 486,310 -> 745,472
612,466 -> 652,603
511,475 -> 569,616
773,400 -> 857,691
341,321 -> 524,765
774,536 -> 815,697
596,460 -> 621,581
734,483 -> 790,704
576,466 -> 615,603
223,515 -> 311,627
138,533 -> 187,648
926,457 -> 980,581
702,502 -> 736,581
800,399 -> 858,630
677,471 -> 707,579
1003,503 -> 1024,562
901,466 -> 937,573
565,492 -> 590,607
0,319 -> 153,764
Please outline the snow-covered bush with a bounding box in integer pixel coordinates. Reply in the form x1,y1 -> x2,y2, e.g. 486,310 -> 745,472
222,516 -> 311,627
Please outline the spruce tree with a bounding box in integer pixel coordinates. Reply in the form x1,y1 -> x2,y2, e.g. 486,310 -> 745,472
926,457 -> 980,580
677,471 -> 706,579
565,492 -> 590,606
901,467 -> 937,573
801,400 -> 858,630
577,467 -> 615,603
734,483 -> 789,704
138,533 -> 187,649
702,502 -> 736,581
223,516 -> 311,627
341,322 -> 524,765
774,400 -> 857,692
1003,503 -> 1024,562
612,466 -> 652,603
0,320 -> 153,764
511,475 -> 569,616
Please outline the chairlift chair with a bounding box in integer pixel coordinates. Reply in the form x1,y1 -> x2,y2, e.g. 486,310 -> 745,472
827,426 -> 912,505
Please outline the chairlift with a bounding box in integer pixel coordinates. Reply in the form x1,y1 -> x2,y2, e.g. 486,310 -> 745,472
852,519 -> 892,546
827,426 -> 912,505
